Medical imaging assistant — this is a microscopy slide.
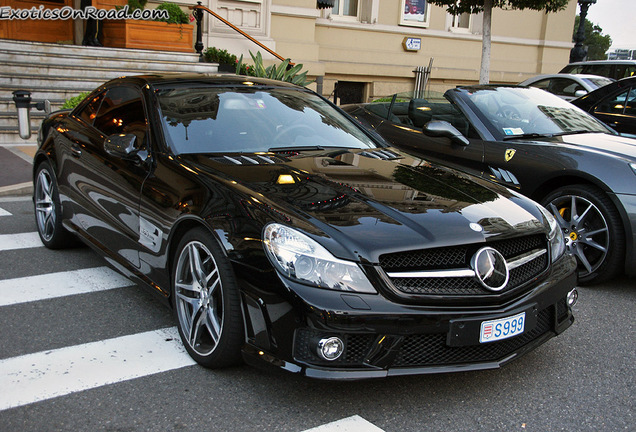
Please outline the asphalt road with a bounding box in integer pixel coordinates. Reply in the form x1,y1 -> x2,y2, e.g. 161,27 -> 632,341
0,195 -> 633,432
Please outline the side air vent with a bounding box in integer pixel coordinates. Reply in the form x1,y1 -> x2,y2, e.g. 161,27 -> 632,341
210,155 -> 287,165
359,149 -> 402,160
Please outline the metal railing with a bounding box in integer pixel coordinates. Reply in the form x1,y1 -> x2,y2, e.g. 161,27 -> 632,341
189,2 -> 290,64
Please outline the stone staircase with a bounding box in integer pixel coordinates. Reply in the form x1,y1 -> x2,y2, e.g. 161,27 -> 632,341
0,39 -> 219,144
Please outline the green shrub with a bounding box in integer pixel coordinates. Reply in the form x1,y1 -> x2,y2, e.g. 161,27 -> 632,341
61,92 -> 90,110
155,2 -> 189,24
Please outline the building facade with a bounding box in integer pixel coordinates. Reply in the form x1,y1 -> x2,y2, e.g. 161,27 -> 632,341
0,0 -> 578,101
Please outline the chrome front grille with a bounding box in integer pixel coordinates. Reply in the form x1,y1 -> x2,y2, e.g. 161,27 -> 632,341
379,234 -> 549,297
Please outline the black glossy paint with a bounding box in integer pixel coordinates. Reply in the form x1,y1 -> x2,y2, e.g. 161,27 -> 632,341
34,75 -> 577,379
344,85 -> 636,280
572,76 -> 636,137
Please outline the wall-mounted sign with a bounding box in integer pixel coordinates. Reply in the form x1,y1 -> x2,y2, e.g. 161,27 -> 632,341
402,37 -> 421,52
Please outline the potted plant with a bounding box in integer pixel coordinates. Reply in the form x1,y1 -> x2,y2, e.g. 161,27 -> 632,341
102,1 -> 194,53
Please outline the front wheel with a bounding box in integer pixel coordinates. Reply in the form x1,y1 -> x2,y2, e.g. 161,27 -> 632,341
541,184 -> 624,284
172,227 -> 244,368
34,161 -> 75,249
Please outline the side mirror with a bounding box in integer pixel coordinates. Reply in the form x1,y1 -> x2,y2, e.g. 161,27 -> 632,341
423,120 -> 469,146
104,134 -> 139,159
574,89 -> 588,97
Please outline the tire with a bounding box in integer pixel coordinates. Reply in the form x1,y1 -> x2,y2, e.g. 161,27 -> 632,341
34,161 -> 75,249
541,184 -> 624,285
172,227 -> 244,368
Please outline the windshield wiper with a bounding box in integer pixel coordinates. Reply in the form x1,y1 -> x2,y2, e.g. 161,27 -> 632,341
268,145 -> 324,152
550,130 -> 598,137
502,133 -> 553,141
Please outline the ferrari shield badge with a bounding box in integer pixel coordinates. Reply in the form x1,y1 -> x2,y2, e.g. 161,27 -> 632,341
505,149 -> 516,162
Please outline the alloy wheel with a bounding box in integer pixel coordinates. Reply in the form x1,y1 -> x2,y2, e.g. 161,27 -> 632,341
35,169 -> 56,242
174,240 -> 224,356
547,194 -> 609,278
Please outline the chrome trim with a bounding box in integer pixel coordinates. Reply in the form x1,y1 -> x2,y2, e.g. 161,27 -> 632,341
507,249 -> 546,270
386,269 -> 475,278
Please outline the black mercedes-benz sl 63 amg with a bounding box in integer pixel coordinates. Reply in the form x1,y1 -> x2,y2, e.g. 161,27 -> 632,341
33,74 -> 577,379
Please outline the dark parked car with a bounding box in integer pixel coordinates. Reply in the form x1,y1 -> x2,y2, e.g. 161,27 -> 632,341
33,74 -> 577,379
572,76 -> 636,138
343,85 -> 636,284
559,60 -> 636,81
518,73 -> 613,101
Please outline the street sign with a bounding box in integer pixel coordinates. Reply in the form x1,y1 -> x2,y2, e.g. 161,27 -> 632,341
402,37 -> 421,52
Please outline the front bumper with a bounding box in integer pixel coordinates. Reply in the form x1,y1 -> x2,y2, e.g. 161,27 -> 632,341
239,253 -> 577,380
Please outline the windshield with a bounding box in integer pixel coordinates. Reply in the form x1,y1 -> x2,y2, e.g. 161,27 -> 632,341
459,86 -> 610,137
156,86 -> 378,154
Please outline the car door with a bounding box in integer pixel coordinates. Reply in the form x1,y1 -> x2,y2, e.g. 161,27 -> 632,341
374,98 -> 486,178
70,85 -> 152,268
591,85 -> 636,136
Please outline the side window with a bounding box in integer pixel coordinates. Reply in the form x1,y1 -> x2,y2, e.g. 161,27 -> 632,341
93,86 -> 148,147
75,91 -> 105,125
551,79 -> 585,98
615,65 -> 636,79
594,89 -> 629,115
528,79 -> 551,91
585,64 -> 612,78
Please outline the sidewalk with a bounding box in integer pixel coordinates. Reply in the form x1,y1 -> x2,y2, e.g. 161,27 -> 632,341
0,144 -> 35,197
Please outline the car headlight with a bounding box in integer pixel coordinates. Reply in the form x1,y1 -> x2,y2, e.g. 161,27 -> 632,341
263,223 -> 376,293
630,162 -> 636,176
539,205 -> 566,262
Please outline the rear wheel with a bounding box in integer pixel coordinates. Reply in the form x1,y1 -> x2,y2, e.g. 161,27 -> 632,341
541,184 -> 624,284
172,227 -> 244,368
34,161 -> 75,249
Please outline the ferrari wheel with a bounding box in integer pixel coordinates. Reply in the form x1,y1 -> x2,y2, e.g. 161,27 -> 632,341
542,184 -> 624,284
172,227 -> 244,367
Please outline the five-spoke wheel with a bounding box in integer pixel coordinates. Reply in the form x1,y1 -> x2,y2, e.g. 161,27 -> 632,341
542,184 -> 624,284
172,228 -> 243,367
34,162 -> 74,249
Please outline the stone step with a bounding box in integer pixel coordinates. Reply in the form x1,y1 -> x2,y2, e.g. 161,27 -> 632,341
0,126 -> 38,144
0,74 -> 107,91
0,39 -> 203,64
0,111 -> 47,128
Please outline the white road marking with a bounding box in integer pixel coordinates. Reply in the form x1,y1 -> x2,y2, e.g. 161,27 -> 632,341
0,232 -> 42,251
0,327 -> 195,411
0,207 -> 11,216
0,266 -> 135,307
0,196 -> 32,203
302,415 -> 386,432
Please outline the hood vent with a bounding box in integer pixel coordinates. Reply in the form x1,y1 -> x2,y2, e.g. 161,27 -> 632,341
359,149 -> 402,160
211,155 -> 287,165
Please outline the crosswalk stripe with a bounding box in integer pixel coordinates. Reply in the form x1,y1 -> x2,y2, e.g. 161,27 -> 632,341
0,207 -> 11,216
0,266 -> 136,307
0,327 -> 195,411
0,232 -> 42,251
302,415 -> 386,432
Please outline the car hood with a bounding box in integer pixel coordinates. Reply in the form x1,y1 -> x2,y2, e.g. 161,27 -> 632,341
179,149 -> 546,263
557,132 -> 636,159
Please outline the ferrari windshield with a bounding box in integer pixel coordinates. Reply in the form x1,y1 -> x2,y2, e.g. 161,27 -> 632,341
156,86 -> 378,154
458,86 -> 610,138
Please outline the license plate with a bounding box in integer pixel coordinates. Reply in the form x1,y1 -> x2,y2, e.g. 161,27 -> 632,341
480,312 -> 525,343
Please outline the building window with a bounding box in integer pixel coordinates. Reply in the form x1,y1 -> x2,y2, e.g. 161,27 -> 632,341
400,0 -> 430,28
450,11 -> 471,30
333,0 -> 358,16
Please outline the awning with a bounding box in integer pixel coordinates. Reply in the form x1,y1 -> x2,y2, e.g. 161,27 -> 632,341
317,1 -> 335,9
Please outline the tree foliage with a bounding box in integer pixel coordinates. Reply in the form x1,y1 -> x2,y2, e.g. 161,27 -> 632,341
573,16 -> 612,61
427,0 -> 570,83
428,0 -> 569,14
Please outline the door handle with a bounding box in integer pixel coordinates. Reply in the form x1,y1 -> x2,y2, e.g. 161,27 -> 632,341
71,144 -> 82,158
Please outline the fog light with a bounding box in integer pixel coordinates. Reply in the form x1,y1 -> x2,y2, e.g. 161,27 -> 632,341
317,337 -> 344,361
567,288 -> 578,307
